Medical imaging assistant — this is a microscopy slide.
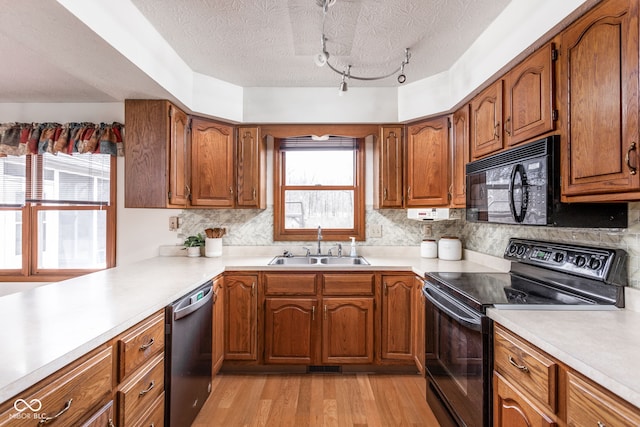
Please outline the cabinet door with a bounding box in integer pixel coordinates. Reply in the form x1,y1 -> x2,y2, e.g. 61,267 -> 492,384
561,0 -> 640,198
224,275 -> 258,360
236,126 -> 266,209
381,275 -> 414,361
451,106 -> 470,207
504,43 -> 555,147
168,105 -> 190,207
264,298 -> 318,364
470,80 -> 503,159
493,373 -> 557,427
406,116 -> 450,207
374,126 -> 404,208
322,297 -> 374,364
190,118 -> 235,207
212,276 -> 225,374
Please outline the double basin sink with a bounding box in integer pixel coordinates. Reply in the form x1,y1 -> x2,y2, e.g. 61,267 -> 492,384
268,255 -> 370,266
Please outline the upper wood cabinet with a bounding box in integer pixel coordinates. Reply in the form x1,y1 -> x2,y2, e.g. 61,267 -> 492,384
406,116 -> 450,207
470,80 -> 503,159
560,0 -> 640,201
190,118 -> 235,207
125,99 -> 189,208
374,126 -> 404,208
236,126 -> 267,209
503,43 -> 556,148
451,106 -> 470,207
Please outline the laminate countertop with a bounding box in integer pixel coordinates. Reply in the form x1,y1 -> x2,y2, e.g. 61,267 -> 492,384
0,248 -> 506,404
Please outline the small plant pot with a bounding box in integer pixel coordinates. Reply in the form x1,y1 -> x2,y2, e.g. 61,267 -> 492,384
186,246 -> 201,257
205,238 -> 223,257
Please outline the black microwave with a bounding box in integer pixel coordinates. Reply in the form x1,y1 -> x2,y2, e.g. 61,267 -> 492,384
465,136 -> 627,228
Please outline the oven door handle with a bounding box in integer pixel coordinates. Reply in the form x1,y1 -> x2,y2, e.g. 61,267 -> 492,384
423,282 -> 483,332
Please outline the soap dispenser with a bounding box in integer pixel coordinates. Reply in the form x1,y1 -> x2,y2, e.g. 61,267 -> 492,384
349,237 -> 357,257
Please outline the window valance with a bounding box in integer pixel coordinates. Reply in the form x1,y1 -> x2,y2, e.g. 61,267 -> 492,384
0,122 -> 124,157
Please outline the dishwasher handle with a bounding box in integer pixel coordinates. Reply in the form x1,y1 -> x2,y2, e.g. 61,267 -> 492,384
174,284 -> 214,321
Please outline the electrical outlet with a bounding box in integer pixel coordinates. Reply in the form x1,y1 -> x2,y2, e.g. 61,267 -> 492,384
369,224 -> 382,238
169,216 -> 179,231
422,224 -> 433,237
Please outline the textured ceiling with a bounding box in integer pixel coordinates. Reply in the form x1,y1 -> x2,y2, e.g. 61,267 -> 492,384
127,0 -> 511,87
0,0 -> 511,103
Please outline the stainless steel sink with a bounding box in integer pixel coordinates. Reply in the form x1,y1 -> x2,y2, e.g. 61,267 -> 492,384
268,256 -> 369,266
319,256 -> 369,265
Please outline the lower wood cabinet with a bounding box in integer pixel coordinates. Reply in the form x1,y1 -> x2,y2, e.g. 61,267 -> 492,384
116,353 -> 164,426
381,274 -> 414,361
322,297 -> 374,364
494,323 -> 640,427
265,297 -> 318,364
224,274 -> 258,361
212,275 -> 225,374
81,400 -> 115,427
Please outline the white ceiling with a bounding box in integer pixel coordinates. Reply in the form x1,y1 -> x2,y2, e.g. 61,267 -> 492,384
0,0 -> 511,103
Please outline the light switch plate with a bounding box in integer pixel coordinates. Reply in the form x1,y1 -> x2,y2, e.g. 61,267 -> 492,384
369,224 -> 382,238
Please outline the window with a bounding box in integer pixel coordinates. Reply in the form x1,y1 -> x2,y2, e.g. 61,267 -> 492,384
273,136 -> 365,241
0,153 -> 116,280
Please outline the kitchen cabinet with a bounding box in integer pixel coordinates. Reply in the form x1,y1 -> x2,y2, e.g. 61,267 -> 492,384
190,117 -> 235,207
470,80 -> 503,159
322,297 -> 374,364
236,126 -> 267,208
494,323 -> 640,427
566,370 -> 640,426
406,116 -> 450,207
224,274 -> 258,361
560,0 -> 640,201
374,125 -> 404,208
125,99 -> 190,208
0,347 -> 113,427
116,354 -> 164,426
381,274 -> 414,361
212,275 -> 225,374
503,43 -> 556,148
80,400 -> 115,427
451,105 -> 469,207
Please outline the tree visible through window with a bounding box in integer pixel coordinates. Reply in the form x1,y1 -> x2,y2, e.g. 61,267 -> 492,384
274,136 -> 365,242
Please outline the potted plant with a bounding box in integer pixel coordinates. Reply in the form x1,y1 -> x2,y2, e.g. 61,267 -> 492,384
184,233 -> 205,257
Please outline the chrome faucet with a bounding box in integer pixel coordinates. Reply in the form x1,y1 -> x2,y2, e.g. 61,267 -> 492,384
317,226 -> 322,255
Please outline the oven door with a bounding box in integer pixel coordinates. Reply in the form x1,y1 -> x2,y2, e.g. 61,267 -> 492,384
423,282 -> 492,427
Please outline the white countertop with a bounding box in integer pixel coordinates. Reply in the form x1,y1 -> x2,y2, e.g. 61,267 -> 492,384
0,248 -> 504,403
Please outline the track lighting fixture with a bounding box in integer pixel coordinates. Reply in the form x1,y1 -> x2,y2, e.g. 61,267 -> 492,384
315,0 -> 411,94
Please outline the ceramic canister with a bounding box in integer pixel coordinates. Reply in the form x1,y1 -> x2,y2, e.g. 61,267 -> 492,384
438,236 -> 462,261
420,239 -> 438,258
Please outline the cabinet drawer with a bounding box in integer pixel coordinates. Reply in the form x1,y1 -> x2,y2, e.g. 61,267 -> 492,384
0,347 -> 112,427
567,371 -> 640,427
118,312 -> 165,381
263,273 -> 317,295
494,326 -> 558,413
117,354 -> 164,426
131,392 -> 165,427
81,400 -> 114,427
323,273 -> 375,295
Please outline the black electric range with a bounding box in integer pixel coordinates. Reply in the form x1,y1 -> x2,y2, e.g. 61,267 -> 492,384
422,238 -> 627,427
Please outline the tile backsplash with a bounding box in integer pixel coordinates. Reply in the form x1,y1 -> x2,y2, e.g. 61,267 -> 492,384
179,203 -> 640,288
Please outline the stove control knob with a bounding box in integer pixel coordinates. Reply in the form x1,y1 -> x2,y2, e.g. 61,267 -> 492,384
589,257 -> 602,270
553,252 -> 565,263
508,244 -> 518,255
516,245 -> 526,256
575,255 -> 587,268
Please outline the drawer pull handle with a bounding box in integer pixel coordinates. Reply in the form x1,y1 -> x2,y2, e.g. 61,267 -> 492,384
108,420 -> 115,427
597,422 -> 606,427
139,380 -> 155,397
38,399 -> 73,425
508,355 -> 529,373
139,338 -> 155,351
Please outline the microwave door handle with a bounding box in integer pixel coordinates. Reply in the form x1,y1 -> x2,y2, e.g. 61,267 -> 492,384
423,283 -> 482,331
509,164 -> 528,223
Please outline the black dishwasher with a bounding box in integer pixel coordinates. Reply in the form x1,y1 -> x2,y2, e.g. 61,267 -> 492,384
165,280 -> 214,427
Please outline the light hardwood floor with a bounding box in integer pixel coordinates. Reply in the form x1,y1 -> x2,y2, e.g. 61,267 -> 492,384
192,373 -> 441,426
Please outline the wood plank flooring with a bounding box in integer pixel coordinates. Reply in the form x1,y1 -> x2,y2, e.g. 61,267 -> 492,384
192,373 -> 441,426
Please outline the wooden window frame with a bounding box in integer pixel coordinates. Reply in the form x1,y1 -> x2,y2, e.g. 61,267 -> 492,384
273,138 -> 366,242
0,154 -> 117,282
